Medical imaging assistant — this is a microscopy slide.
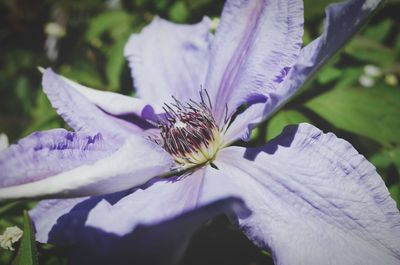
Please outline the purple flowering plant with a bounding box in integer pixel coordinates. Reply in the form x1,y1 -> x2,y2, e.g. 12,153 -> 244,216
0,0 -> 399,264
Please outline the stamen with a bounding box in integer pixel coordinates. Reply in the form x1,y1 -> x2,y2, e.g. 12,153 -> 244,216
155,95 -> 222,168
203,89 -> 213,109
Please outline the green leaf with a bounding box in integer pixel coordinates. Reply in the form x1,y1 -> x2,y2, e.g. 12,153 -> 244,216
364,19 -> 393,43
60,61 -> 104,89
305,85 -> 400,146
12,211 -> 38,265
22,91 -> 62,137
303,0 -> 336,20
317,66 -> 342,85
169,1 -> 189,23
344,36 -> 396,67
249,127 -> 260,141
394,33 -> 400,55
333,67 -> 363,90
0,201 -> 21,216
15,77 -> 32,114
302,28 -> 312,46
85,11 -> 133,44
370,147 -> 400,168
267,110 -> 310,140
106,35 -> 129,91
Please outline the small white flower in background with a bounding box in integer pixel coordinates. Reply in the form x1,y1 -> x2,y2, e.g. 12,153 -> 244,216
106,0 -> 121,9
385,74 -> 399,86
359,74 -> 374,87
45,22 -> 66,62
44,22 -> 66,38
44,7 -> 67,62
359,64 -> 382,87
364,64 -> 382,77
0,226 -> 23,251
0,133 -> 9,152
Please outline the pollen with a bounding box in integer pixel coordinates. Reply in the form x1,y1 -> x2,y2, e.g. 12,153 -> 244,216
157,92 -> 222,168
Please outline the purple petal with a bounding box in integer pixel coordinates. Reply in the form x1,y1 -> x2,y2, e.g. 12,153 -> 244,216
213,123 -> 400,265
223,102 -> 266,144
84,168 -> 248,235
60,74 -> 160,122
30,170 -> 204,243
124,16 -> 211,109
205,0 -> 304,124
281,0 -> 383,106
30,170 -> 248,265
223,0 -> 383,142
82,197 -> 246,265
0,129 -> 115,188
43,69 -> 149,139
0,130 -> 173,199
85,170 -> 206,235
30,197 -> 89,243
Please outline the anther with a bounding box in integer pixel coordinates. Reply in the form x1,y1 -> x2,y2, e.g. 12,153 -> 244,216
155,95 -> 222,168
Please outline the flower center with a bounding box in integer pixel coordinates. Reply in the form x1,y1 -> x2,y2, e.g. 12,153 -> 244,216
157,95 -> 221,168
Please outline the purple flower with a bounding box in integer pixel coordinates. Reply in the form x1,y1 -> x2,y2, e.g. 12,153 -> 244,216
1,0 -> 399,264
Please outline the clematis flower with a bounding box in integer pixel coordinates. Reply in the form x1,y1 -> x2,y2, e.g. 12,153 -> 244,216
1,0 -> 399,264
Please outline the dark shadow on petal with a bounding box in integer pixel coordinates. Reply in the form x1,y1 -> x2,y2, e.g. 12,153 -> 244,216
100,106 -> 157,130
244,93 -> 268,105
47,196 -> 249,265
243,124 -> 299,161
47,189 -> 133,246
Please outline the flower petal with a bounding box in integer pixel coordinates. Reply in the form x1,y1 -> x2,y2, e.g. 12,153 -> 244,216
59,72 -> 159,121
84,171 -> 206,236
30,170 -> 248,265
43,69 -> 148,139
0,130 -> 173,199
0,129 -> 115,188
30,173 -> 203,244
205,0 -> 303,124
84,168 -> 249,233
214,123 -> 400,265
223,102 -> 266,144
124,16 -> 211,108
281,0 -> 383,106
223,0 -> 383,142
30,197 -> 89,243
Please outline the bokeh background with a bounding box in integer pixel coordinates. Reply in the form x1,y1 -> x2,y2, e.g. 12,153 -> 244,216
0,0 -> 399,264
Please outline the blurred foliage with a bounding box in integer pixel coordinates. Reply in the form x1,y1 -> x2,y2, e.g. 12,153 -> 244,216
0,0 -> 399,264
